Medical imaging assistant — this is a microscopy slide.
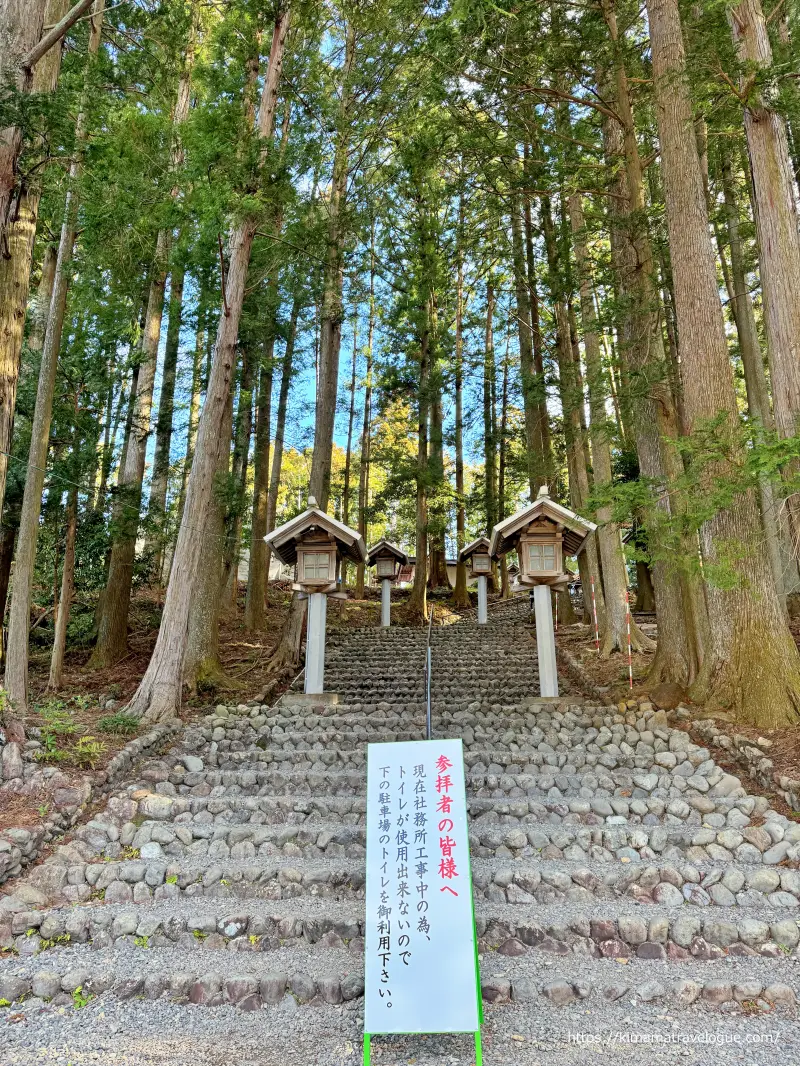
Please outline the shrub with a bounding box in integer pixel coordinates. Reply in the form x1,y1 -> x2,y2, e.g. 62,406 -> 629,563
97,712 -> 139,735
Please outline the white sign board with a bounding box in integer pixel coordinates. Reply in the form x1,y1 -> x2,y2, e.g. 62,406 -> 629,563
364,738 -> 480,1035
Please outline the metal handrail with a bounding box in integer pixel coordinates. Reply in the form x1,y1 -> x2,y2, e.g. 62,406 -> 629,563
424,606 -> 434,739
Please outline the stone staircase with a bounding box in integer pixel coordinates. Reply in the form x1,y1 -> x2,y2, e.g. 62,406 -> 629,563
1,605 -> 800,1064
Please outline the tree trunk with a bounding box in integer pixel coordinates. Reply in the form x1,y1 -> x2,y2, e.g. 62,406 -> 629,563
222,340 -> 256,609
4,2 -> 104,717
244,343 -> 274,630
570,192 -> 652,656
47,482 -> 76,691
729,0 -> 800,559
601,0 -> 708,690
178,305 -> 206,520
264,289 -> 300,577
0,0 -> 48,242
0,0 -> 70,521
341,317 -> 358,587
268,20 -> 354,671
183,393 -> 235,694
510,198 -> 548,497
146,261 -> 185,578
648,0 -> 800,725
125,8 -> 290,723
93,29 -> 195,664
541,195 -> 606,628
498,351 -> 510,599
355,229 -> 375,600
635,559 -> 656,612
718,150 -> 787,608
0,521 -> 16,627
428,340 -> 449,590
409,318 -> 429,622
452,197 -> 470,607
308,23 -> 355,508
483,277 -> 497,536
91,231 -> 171,666
522,153 -> 554,483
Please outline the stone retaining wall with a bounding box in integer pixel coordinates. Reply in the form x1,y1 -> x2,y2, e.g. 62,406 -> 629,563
0,721 -> 181,889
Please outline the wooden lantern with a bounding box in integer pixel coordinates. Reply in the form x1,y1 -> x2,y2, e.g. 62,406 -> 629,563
265,497 -> 367,597
489,486 -> 596,591
296,534 -> 338,589
367,539 -> 409,583
519,517 -> 563,582
460,537 -> 493,579
265,498 -> 367,695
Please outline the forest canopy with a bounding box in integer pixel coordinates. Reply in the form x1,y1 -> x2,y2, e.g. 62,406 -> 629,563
0,0 -> 800,731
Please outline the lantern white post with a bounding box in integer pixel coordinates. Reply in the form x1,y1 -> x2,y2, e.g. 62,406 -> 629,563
533,584 -> 558,697
381,578 -> 392,627
305,592 -> 328,694
477,574 -> 488,624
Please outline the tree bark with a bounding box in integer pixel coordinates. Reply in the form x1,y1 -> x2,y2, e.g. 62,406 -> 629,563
125,8 -> 291,723
409,317 -> 429,622
47,481 -> 76,691
268,20 -> 355,671
183,393 -> 235,694
600,0 -> 708,689
482,277 -> 497,537
570,192 -> 653,655
341,317 -> 358,587
452,196 -> 470,607
222,340 -> 256,608
541,194 -> 606,628
510,194 -> 548,497
648,0 -> 800,725
244,342 -> 274,629
178,304 -> 206,520
717,150 -> 786,607
3,1 -> 103,717
265,289 -> 300,577
308,22 -> 355,508
522,152 -> 554,483
729,0 -> 800,559
0,0 -> 70,520
355,228 -> 375,599
91,230 -> 171,665
0,0 -> 48,242
93,26 -> 195,665
146,261 -> 185,577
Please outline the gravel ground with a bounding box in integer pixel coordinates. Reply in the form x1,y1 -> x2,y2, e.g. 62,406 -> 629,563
1,995 -> 796,1066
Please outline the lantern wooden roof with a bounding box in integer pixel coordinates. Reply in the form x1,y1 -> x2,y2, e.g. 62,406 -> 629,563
265,504 -> 367,567
459,536 -> 491,563
489,487 -> 596,558
367,539 -> 409,566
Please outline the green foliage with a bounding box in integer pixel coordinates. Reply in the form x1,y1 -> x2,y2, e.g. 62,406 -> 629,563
34,701 -> 78,764
71,986 -> 93,1009
73,735 -> 106,769
166,875 -> 178,884
39,934 -> 71,951
97,713 -> 139,735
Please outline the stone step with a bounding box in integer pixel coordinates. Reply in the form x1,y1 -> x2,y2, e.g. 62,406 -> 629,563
66,808 -> 800,890
10,849 -> 800,935
6,890 -> 800,974
1,934 -> 797,1018
4,984 -> 797,1066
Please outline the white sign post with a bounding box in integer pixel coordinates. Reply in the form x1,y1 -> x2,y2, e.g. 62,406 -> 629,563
364,738 -> 482,1064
